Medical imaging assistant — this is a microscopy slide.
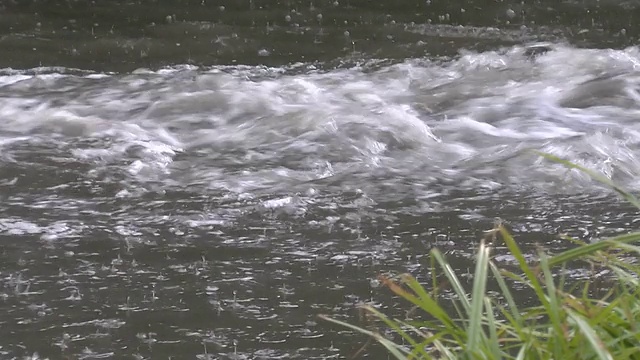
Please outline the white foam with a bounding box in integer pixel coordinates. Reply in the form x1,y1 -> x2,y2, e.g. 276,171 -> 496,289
0,45 -> 639,200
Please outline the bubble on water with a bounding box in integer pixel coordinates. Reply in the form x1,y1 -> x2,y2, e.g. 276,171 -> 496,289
285,14 -> 291,22
316,14 -> 323,22
257,48 -> 271,56
506,8 -> 516,19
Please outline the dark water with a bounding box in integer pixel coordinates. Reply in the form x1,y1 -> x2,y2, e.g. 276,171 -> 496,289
1,1 -> 640,359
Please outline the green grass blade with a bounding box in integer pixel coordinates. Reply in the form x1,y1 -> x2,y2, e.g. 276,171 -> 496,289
399,323 -> 447,359
467,240 -> 491,351
317,314 -> 409,360
534,151 -> 640,209
484,297 -> 502,360
539,252 -> 566,356
381,275 -> 459,332
489,261 -> 523,325
498,226 -> 548,307
431,248 -> 471,314
515,343 -> 529,360
566,309 -> 614,360
318,314 -> 379,338
547,233 -> 640,267
363,305 -> 431,359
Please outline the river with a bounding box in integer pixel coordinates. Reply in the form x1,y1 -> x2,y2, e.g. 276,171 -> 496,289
1,1 -> 639,359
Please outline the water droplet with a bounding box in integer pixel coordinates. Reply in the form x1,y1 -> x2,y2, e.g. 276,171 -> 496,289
285,14 -> 291,22
506,9 -> 516,19
258,49 -> 271,57
316,14 -> 323,22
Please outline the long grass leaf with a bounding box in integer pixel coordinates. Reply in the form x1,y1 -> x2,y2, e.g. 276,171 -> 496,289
380,275 -> 459,332
318,314 -> 380,338
399,274 -> 459,331
431,248 -> 471,314
498,226 -> 548,307
547,233 -> 640,268
534,151 -> 640,209
467,240 -> 490,350
484,297 -> 502,360
566,309 -> 614,360
539,252 -> 566,356
363,305 -> 431,359
318,314 -> 409,359
489,262 -> 523,325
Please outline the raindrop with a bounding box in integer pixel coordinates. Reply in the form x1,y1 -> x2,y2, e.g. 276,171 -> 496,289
506,8 -> 516,19
258,48 -> 271,56
285,14 -> 291,22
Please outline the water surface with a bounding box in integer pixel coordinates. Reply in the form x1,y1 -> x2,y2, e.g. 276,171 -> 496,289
1,1 -> 639,359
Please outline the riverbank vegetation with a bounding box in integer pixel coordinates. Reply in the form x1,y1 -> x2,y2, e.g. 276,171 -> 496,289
320,153 -> 640,359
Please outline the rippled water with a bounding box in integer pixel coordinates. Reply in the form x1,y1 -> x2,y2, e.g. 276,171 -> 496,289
2,43 -> 639,359
1,1 -> 640,358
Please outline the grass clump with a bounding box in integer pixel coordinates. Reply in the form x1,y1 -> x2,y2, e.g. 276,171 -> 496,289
320,153 -> 640,360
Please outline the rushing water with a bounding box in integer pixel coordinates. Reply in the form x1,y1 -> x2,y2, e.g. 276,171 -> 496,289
1,1 -> 640,359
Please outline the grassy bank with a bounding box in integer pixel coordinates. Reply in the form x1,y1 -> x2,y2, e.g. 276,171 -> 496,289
320,153 -> 640,359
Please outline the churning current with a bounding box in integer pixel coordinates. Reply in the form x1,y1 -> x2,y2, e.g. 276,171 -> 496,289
1,43 -> 640,359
